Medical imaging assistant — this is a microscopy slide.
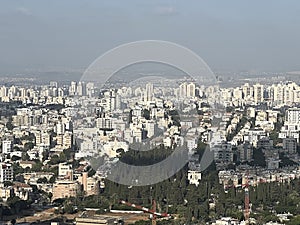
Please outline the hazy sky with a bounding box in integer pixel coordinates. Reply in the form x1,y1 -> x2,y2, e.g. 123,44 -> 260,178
0,0 -> 300,74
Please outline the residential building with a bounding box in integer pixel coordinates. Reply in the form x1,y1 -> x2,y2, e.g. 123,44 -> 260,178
2,140 -> 12,154
188,170 -> 202,187
52,180 -> 79,201
283,137 -> 297,154
0,163 -> 13,183
58,163 -> 72,176
238,142 -> 253,162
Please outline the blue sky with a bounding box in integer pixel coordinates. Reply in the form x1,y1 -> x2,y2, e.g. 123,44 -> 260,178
0,0 -> 300,73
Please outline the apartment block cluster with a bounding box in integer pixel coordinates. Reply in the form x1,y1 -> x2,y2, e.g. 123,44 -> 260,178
0,78 -> 300,200
212,106 -> 300,171
218,166 -> 300,190
0,82 -> 107,203
212,81 -> 300,189
71,80 -> 212,186
221,81 -> 300,107
0,81 -> 95,103
51,162 -> 103,201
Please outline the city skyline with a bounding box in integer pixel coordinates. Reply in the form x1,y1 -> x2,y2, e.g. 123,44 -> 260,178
1,1 -> 300,224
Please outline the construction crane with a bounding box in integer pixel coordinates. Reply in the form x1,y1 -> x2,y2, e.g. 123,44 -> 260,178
223,174 -> 251,224
244,174 -> 250,224
120,200 -> 171,225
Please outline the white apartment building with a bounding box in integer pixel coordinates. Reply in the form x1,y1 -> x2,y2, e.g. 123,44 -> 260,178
253,83 -> 264,104
187,83 -> 196,97
243,128 -> 266,147
286,108 -> 300,124
58,163 -> 73,176
96,117 -> 112,129
280,108 -> 300,143
179,82 -> 196,98
0,163 -> 14,183
188,170 -> 202,187
144,82 -> 154,102
2,140 -> 12,154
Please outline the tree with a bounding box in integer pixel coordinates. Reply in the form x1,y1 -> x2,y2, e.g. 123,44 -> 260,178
48,192 -> 53,202
31,161 -> 43,172
269,130 -> 280,146
128,109 -> 133,124
20,134 -> 35,142
11,155 -> 21,161
3,181 -> 13,187
63,148 -> 73,160
7,196 -> 28,215
131,220 -> 151,225
226,106 -> 235,113
21,152 -> 30,161
24,142 -> 34,151
196,140 -> 208,159
142,109 -> 151,120
250,148 -> 266,167
288,215 -> 300,225
88,168 -> 96,177
13,146 -> 20,152
64,203 -> 75,214
42,151 -> 49,161
37,177 -> 48,184
59,152 -> 67,162
49,176 -> 56,184
6,117 -> 13,130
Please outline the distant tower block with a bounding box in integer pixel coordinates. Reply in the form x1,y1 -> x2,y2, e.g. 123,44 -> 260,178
179,82 -> 187,98
253,83 -> 264,104
187,83 -> 196,97
144,83 -> 154,102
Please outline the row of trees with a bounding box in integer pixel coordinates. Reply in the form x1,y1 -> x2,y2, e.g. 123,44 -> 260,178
93,139 -> 300,224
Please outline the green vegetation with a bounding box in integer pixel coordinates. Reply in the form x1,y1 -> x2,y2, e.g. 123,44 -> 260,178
226,106 -> 235,113
279,153 -> 297,167
250,148 -> 266,167
168,110 -> 181,127
269,130 -> 280,146
120,145 -> 174,166
142,109 -> 151,120
0,196 -> 30,218
35,139 -> 300,224
288,215 -> 300,225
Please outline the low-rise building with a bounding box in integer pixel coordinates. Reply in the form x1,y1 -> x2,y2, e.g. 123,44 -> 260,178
75,215 -> 123,225
19,161 -> 36,169
58,162 -> 72,176
2,140 -> 12,154
52,180 -> 79,201
0,184 -> 13,201
13,182 -> 33,201
188,170 -> 202,187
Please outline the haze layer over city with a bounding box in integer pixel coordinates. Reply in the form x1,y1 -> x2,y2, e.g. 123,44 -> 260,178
0,1 -> 300,225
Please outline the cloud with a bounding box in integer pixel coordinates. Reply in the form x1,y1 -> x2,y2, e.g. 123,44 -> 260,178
16,7 -> 32,16
154,6 -> 178,16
